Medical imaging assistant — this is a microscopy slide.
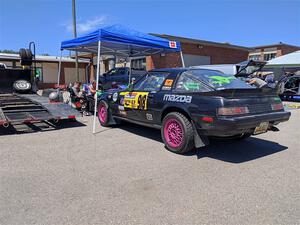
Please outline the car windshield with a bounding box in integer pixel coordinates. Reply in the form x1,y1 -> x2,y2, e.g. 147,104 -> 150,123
187,69 -> 254,90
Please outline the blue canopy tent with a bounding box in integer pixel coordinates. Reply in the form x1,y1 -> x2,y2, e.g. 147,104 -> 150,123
58,25 -> 182,133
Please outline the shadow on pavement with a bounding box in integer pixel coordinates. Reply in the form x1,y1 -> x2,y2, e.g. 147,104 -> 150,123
0,119 -> 86,136
117,122 -> 288,163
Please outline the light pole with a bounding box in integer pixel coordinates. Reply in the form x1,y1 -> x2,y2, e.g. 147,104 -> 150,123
72,0 -> 79,81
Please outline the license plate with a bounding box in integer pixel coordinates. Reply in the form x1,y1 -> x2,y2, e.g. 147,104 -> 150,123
254,122 -> 269,134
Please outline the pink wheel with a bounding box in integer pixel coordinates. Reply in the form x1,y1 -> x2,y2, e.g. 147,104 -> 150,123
98,101 -> 109,126
163,118 -> 184,148
161,112 -> 195,154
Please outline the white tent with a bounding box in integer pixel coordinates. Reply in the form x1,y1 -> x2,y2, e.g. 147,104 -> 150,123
267,50 -> 300,67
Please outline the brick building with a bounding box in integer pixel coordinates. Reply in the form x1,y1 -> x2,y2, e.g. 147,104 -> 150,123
248,42 -> 300,61
146,34 -> 252,70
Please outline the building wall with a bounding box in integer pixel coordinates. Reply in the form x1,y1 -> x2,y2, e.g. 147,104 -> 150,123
248,44 -> 300,61
147,42 -> 249,70
0,58 -> 88,89
280,45 -> 300,55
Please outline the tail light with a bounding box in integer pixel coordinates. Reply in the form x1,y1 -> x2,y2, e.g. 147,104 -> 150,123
271,103 -> 283,111
218,107 -> 249,116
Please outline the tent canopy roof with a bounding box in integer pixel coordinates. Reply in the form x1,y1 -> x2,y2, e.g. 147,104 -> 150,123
61,24 -> 181,57
266,50 -> 300,67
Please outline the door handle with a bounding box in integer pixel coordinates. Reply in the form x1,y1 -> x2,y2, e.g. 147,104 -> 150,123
148,94 -> 154,99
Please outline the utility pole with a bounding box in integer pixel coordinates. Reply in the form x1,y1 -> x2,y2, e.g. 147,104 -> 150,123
72,0 -> 79,81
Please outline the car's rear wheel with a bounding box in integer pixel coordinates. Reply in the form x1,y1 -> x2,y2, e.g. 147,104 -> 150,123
161,112 -> 194,154
98,100 -> 110,127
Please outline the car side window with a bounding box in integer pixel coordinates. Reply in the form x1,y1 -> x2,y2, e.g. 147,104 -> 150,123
134,72 -> 168,92
175,72 -> 211,92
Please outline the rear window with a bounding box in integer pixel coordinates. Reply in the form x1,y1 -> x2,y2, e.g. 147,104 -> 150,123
186,69 -> 254,90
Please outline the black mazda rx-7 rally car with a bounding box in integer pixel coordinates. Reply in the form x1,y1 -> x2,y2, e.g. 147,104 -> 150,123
97,68 -> 291,154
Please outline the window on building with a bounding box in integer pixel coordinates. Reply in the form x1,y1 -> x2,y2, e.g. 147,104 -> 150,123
249,54 -> 261,61
263,53 -> 276,61
131,57 -> 146,70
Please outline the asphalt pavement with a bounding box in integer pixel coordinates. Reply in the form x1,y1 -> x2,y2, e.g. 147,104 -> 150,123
0,108 -> 299,225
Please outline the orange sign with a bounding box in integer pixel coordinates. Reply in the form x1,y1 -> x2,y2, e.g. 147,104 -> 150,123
164,79 -> 174,86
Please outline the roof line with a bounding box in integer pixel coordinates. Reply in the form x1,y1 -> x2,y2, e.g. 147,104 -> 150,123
150,33 -> 253,51
251,42 -> 300,49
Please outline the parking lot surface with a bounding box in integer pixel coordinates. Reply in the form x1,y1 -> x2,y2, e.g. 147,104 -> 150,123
0,108 -> 299,225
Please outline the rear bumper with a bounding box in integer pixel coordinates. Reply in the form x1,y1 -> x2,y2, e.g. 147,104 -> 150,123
197,111 -> 291,137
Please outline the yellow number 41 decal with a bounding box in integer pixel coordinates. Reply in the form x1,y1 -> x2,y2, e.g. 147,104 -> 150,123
120,92 -> 149,110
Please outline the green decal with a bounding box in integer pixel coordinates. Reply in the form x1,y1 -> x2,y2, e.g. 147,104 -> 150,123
209,76 -> 235,85
183,82 -> 200,90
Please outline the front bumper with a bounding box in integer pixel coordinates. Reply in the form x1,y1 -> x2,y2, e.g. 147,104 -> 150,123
196,111 -> 291,137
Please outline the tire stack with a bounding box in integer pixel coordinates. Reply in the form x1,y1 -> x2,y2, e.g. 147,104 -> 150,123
19,48 -> 33,66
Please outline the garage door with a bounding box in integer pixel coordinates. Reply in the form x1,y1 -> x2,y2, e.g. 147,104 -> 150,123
182,54 -> 211,67
64,67 -> 86,84
43,63 -> 58,83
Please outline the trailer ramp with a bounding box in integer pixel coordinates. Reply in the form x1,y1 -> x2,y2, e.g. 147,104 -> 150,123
0,94 -> 81,126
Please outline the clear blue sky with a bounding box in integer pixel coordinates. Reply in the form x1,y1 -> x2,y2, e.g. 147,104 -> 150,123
0,0 -> 299,56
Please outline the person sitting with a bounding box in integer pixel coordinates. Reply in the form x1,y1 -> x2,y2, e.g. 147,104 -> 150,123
82,81 -> 98,114
246,77 -> 267,88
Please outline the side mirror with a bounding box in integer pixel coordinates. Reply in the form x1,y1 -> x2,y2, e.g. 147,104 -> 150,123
131,77 -> 136,84
127,84 -> 133,92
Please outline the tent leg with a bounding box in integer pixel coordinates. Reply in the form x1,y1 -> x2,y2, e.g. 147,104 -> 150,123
180,51 -> 185,67
93,41 -> 101,134
128,57 -> 132,85
57,50 -> 63,86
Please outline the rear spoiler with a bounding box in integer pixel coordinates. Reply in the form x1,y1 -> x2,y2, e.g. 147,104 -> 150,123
235,60 -> 267,78
199,88 -> 277,97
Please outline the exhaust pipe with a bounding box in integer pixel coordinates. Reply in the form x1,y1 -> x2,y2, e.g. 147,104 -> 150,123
3,122 -> 9,128
269,125 -> 280,132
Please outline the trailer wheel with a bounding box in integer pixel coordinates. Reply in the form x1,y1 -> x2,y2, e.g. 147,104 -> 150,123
13,80 -> 32,93
161,112 -> 195,154
98,100 -> 110,127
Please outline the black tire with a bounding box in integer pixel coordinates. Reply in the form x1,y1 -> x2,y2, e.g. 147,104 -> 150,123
25,49 -> 33,60
19,48 -> 27,59
161,112 -> 195,154
97,100 -> 110,127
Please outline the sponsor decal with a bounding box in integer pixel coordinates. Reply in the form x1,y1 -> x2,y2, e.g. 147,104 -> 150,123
164,79 -> 174,86
119,91 -> 149,110
112,92 -> 118,102
146,113 -> 153,121
162,86 -> 172,91
120,97 -> 124,105
169,41 -> 177,49
163,94 -> 192,103
118,105 -> 127,116
209,76 -> 235,85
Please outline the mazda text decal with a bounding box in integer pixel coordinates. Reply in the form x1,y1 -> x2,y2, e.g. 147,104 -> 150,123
163,94 -> 192,103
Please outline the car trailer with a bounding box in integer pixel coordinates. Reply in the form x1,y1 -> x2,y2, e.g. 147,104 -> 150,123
0,42 -> 81,129
0,93 -> 81,128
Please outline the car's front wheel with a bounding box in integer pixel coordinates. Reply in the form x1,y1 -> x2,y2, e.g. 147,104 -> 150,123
98,100 -> 110,127
161,112 -> 195,154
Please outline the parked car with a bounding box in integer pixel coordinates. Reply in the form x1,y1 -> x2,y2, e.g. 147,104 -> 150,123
97,68 -> 291,154
192,60 -> 266,78
278,74 -> 300,101
99,67 -> 147,89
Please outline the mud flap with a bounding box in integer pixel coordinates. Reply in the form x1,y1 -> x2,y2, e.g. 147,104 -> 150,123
191,121 -> 209,148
